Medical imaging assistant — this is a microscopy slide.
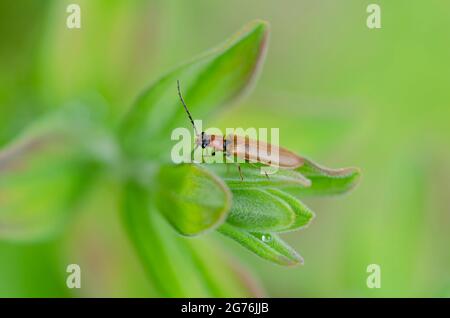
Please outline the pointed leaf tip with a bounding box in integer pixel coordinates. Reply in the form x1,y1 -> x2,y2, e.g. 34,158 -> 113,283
120,20 -> 270,159
225,188 -> 315,233
287,158 -> 361,196
219,223 -> 303,266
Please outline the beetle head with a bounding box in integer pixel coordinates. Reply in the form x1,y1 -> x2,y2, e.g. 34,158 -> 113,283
195,132 -> 210,149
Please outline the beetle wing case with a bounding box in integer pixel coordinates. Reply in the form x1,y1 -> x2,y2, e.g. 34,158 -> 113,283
228,134 -> 303,168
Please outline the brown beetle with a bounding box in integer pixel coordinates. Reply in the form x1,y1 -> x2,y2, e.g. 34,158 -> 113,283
177,80 -> 304,179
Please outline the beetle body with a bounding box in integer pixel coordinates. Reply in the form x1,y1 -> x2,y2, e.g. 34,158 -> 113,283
196,133 -> 304,169
177,80 -> 304,177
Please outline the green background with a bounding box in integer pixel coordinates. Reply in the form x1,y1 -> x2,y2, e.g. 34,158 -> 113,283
0,0 -> 449,297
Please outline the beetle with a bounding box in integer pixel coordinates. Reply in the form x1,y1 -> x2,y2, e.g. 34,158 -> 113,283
177,80 -> 304,179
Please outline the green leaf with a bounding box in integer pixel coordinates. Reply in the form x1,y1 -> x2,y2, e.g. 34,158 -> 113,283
120,20 -> 269,159
206,163 -> 311,188
0,118 -> 94,241
122,182 -> 208,296
226,188 -> 314,232
218,223 -> 303,266
155,164 -> 231,236
226,188 -> 293,232
285,158 -> 361,196
264,188 -> 315,231
122,182 -> 256,297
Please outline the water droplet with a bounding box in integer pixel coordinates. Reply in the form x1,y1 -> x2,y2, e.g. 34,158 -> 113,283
261,234 -> 272,243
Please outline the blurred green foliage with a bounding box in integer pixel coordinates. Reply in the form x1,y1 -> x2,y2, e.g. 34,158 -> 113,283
0,0 -> 449,297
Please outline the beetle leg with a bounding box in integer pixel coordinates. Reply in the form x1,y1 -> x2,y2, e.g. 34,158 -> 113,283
248,162 -> 270,179
201,148 -> 207,163
237,164 -> 244,181
202,150 -> 216,159
191,144 -> 199,161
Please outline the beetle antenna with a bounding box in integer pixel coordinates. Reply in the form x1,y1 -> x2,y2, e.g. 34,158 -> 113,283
177,80 -> 198,135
